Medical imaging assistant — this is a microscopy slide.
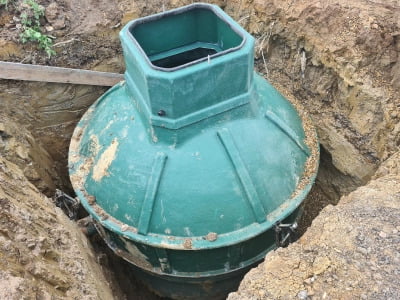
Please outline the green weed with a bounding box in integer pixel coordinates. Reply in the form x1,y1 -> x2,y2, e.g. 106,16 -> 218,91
20,27 -> 56,57
0,0 -> 10,9
19,0 -> 56,58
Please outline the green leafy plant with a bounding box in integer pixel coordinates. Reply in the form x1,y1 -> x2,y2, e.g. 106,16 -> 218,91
25,0 -> 42,16
0,0 -> 10,9
19,0 -> 56,58
20,27 -> 56,57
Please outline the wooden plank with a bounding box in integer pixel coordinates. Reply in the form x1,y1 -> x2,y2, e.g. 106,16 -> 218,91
0,61 -> 124,86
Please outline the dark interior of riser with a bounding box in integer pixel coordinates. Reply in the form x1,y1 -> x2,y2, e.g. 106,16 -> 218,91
129,7 -> 243,71
151,47 -> 218,68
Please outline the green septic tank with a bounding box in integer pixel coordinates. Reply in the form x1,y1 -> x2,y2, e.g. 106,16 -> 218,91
68,3 -> 319,299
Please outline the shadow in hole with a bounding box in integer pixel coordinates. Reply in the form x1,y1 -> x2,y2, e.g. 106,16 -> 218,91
298,145 -> 361,236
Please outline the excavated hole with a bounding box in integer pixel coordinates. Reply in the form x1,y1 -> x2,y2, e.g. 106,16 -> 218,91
1,42 -> 364,299
0,78 -> 363,298
1,0 -> 397,298
0,79 -> 363,299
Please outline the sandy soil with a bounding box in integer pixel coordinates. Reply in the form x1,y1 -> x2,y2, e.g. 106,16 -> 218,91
0,154 -> 114,299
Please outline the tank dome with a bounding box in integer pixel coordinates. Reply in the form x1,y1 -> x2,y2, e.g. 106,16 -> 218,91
69,3 -> 319,299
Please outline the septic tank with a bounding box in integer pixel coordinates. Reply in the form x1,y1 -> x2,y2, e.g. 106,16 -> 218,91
68,3 -> 319,299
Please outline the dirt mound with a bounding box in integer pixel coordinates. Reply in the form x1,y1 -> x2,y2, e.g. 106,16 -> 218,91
228,151 -> 400,299
0,155 -> 114,299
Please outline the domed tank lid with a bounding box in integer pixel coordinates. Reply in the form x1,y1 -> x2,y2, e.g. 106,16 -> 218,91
68,3 -> 319,250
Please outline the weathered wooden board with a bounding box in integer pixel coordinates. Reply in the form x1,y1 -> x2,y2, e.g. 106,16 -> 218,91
0,61 -> 124,86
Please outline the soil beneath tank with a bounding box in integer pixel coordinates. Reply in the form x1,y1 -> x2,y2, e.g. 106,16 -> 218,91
1,0 -> 399,299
